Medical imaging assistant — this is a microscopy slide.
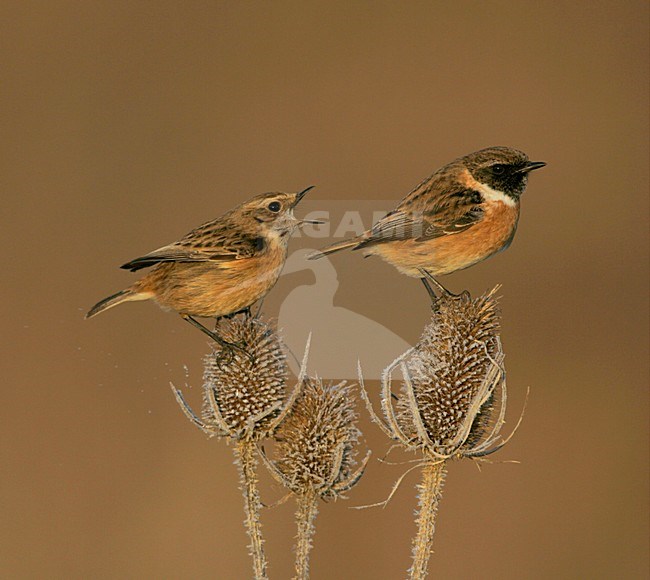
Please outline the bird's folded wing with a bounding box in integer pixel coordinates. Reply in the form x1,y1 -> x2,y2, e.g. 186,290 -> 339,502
120,234 -> 261,272
354,211 -> 421,249
416,204 -> 484,241
404,184 -> 485,241
355,189 -> 484,248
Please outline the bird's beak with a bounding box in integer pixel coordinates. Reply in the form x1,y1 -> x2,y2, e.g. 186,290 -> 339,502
294,185 -> 316,205
517,161 -> 547,173
286,186 -> 323,230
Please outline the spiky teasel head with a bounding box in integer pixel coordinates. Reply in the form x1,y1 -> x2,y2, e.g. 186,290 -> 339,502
263,378 -> 370,500
361,287 -> 518,461
172,315 -> 302,442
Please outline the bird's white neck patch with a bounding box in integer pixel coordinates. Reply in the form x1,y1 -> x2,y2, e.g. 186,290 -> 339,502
476,182 -> 517,207
460,168 -> 517,207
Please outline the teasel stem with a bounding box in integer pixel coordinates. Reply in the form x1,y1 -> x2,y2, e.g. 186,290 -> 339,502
293,489 -> 319,580
234,439 -> 268,580
409,461 -> 447,580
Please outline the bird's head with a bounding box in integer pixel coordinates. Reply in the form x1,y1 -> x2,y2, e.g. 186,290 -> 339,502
462,146 -> 546,199
239,186 -> 321,235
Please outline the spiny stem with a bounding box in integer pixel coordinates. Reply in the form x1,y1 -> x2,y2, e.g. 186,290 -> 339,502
293,490 -> 319,580
234,439 -> 268,580
409,461 -> 447,580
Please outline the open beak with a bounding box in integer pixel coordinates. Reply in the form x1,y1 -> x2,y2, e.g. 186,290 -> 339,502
517,161 -> 547,173
287,186 -> 325,228
294,185 -> 316,205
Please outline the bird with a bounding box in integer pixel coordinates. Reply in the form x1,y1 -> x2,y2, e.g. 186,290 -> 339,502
309,146 -> 545,298
86,186 -> 317,350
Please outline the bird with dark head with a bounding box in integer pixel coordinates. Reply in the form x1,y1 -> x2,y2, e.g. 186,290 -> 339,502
310,147 -> 545,297
87,187 -> 317,349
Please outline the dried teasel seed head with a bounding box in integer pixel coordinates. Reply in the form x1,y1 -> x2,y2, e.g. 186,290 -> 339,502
201,316 -> 288,440
394,288 -> 504,456
269,379 -> 368,499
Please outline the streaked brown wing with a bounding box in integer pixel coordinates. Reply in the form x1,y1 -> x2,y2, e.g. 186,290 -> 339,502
354,210 -> 421,249
417,204 -> 484,241
121,222 -> 263,272
356,188 -> 483,248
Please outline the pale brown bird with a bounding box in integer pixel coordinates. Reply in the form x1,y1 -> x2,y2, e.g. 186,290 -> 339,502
87,187 -> 316,349
310,147 -> 545,297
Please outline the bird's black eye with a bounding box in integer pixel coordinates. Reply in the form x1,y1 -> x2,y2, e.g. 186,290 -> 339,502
268,201 -> 281,212
492,164 -> 505,175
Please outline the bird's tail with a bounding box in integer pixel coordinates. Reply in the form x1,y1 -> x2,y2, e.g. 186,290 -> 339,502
307,238 -> 361,260
85,288 -> 150,319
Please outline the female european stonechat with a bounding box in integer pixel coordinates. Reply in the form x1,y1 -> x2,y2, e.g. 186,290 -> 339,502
310,147 -> 545,297
87,187 -> 316,348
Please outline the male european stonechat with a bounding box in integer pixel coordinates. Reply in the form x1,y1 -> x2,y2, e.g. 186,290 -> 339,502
87,187 -> 316,349
310,147 -> 545,297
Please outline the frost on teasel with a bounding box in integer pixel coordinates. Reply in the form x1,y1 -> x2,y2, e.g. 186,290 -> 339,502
264,378 -> 370,500
262,378 -> 370,580
172,315 -> 301,442
361,287 -> 516,461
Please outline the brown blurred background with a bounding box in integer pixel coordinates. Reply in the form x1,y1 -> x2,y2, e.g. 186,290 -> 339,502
2,1 -> 648,578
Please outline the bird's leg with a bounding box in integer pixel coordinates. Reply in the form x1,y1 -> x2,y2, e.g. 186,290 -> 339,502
182,315 -> 253,362
183,314 -> 237,348
253,299 -> 265,319
420,277 -> 439,302
419,270 -> 470,300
